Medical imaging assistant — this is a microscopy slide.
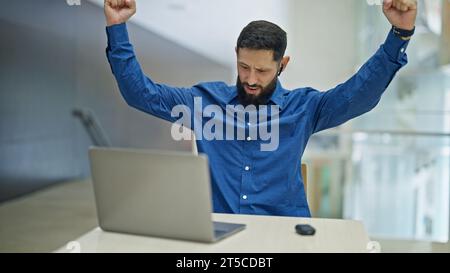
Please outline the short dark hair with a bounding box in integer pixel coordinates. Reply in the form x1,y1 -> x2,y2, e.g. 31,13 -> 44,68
236,20 -> 287,62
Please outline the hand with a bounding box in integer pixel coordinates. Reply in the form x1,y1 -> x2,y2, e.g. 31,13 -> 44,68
104,0 -> 136,26
382,0 -> 417,30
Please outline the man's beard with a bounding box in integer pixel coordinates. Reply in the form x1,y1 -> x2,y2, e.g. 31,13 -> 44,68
236,75 -> 278,107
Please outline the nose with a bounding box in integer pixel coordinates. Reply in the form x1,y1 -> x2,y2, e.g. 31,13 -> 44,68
247,70 -> 258,86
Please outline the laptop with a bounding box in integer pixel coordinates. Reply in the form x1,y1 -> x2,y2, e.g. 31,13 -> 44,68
88,147 -> 246,243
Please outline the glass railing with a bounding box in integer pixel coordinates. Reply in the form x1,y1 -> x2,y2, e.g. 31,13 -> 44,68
304,128 -> 450,242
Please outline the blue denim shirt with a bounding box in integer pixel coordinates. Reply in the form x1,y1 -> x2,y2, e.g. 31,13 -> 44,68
106,23 -> 409,217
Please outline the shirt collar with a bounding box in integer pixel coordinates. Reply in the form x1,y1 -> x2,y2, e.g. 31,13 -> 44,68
226,80 -> 287,110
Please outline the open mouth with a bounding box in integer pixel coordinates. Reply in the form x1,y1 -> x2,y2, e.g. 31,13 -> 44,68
244,85 -> 260,95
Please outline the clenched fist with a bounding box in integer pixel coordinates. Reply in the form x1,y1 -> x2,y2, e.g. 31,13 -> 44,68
383,0 -> 417,30
104,0 -> 136,26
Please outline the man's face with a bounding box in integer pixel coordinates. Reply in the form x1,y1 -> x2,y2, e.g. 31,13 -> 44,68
236,48 -> 280,106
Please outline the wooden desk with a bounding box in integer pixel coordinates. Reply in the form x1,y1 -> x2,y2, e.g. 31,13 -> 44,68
56,213 -> 372,253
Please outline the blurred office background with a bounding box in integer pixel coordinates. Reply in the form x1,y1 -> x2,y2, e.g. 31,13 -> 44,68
0,0 -> 449,252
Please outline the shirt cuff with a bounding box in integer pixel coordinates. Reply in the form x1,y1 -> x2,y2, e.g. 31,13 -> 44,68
382,29 -> 410,64
106,23 -> 130,46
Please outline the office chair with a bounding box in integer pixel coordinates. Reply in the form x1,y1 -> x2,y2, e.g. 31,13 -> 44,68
301,163 -> 307,193
72,108 -> 111,147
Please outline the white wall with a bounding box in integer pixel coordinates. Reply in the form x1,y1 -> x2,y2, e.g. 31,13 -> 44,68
0,0 -> 231,202
90,0 -> 362,89
282,0 -> 357,91
89,0 -> 290,70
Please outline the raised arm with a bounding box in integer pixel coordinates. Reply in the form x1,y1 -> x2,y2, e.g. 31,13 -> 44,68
104,0 -> 196,123
104,0 -> 136,26
312,0 -> 417,133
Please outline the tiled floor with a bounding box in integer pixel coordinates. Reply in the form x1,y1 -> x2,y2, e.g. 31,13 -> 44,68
0,180 -> 448,253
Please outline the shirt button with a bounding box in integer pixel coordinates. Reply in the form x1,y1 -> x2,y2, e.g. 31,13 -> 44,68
245,166 -> 250,171
400,48 -> 405,53
247,122 -> 251,126
246,137 -> 252,141
242,195 -> 248,200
